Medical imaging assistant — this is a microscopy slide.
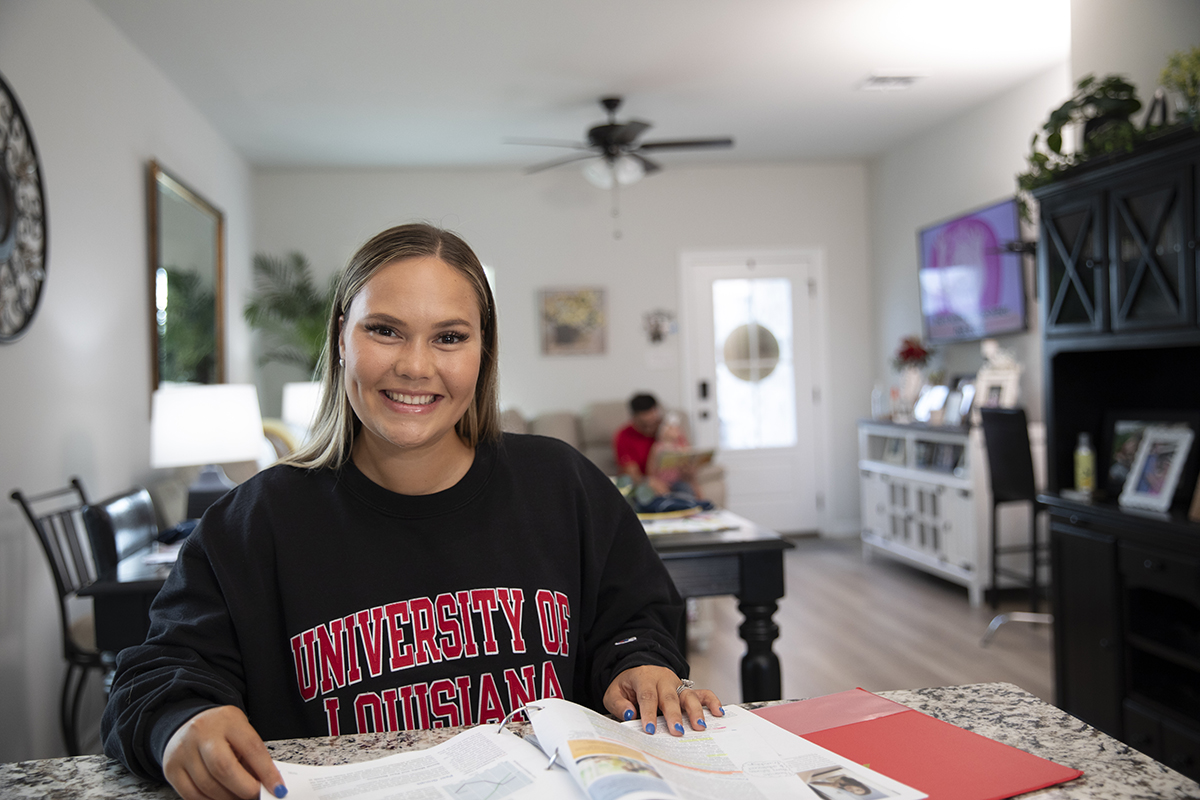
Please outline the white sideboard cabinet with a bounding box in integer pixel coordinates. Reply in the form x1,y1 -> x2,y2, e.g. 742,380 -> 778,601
857,419 -> 1046,607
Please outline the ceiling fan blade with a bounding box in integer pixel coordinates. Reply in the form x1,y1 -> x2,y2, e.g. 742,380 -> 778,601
523,152 -> 599,174
630,153 -> 662,176
638,137 -> 734,151
612,120 -> 651,145
504,136 -> 591,150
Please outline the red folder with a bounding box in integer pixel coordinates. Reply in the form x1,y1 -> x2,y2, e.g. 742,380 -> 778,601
752,689 -> 1083,800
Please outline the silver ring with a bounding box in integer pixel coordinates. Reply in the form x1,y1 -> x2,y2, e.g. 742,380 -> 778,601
676,679 -> 696,695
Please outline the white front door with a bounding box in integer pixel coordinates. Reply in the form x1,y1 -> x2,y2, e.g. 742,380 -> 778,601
680,251 -> 819,533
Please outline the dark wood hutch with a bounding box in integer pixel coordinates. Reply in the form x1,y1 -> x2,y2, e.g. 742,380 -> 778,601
1035,128 -> 1200,780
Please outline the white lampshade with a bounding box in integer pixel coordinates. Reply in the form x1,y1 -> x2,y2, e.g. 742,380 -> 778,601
282,381 -> 322,433
582,155 -> 645,189
151,383 -> 265,468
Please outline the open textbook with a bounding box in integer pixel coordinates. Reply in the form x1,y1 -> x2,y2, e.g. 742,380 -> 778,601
264,699 -> 926,800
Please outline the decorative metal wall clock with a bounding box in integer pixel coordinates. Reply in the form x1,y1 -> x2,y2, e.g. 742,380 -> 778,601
0,71 -> 48,343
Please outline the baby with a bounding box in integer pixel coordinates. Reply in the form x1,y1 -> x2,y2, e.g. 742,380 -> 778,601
647,412 -> 703,501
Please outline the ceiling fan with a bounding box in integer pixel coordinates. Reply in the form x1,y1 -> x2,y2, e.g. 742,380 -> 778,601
509,96 -> 734,188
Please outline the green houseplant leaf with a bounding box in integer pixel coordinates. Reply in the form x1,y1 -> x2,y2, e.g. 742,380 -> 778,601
243,252 -> 337,376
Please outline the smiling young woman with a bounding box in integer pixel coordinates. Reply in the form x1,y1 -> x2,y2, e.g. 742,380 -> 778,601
102,223 -> 722,800
339,255 -> 484,494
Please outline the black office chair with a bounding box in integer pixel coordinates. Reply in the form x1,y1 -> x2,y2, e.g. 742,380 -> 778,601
978,407 -> 1053,645
11,477 -> 112,755
82,486 -> 159,576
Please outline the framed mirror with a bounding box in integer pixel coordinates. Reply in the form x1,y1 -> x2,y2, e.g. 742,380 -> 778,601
148,160 -> 225,387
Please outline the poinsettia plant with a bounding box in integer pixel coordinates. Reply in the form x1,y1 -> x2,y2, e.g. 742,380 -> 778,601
893,336 -> 932,370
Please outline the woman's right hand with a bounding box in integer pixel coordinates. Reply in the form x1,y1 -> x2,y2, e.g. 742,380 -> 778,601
162,705 -> 286,800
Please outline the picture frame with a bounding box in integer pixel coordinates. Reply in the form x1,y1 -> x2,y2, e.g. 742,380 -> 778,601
971,367 -> 1019,424
1118,425 -> 1195,513
882,437 -> 906,465
540,287 -> 606,356
1190,472 -> 1200,523
942,389 -> 964,427
913,384 -> 949,423
1101,409 -> 1200,502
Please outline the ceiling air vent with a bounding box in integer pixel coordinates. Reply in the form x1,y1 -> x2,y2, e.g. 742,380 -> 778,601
860,74 -> 922,91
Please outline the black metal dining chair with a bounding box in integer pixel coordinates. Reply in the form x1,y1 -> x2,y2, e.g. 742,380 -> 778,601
978,407 -> 1053,645
11,477 -> 112,755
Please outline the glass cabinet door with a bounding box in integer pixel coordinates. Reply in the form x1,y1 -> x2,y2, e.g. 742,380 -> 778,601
1109,166 -> 1192,332
1041,192 -> 1106,335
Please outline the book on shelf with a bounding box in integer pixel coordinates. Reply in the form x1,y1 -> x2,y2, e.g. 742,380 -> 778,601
264,697 -> 926,800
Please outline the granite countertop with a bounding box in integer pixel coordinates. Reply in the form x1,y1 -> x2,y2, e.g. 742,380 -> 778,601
3,682 -> 1197,799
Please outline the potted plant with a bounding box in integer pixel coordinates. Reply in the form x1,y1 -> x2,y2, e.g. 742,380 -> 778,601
243,252 -> 337,376
893,336 -> 933,421
1161,46 -> 1200,129
1016,74 -> 1143,217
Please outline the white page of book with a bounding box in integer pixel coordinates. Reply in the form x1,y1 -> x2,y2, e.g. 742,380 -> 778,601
261,725 -> 580,800
528,700 -> 927,800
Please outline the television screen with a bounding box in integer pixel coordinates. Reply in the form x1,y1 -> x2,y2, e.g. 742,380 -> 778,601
917,198 -> 1027,345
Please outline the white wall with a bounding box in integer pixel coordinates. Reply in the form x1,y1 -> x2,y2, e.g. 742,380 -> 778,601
252,162 -> 872,534
868,64 -> 1072,422
1071,0 -> 1200,98
0,0 -> 251,761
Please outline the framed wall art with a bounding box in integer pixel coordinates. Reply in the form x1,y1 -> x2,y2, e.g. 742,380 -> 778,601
540,287 -> 606,356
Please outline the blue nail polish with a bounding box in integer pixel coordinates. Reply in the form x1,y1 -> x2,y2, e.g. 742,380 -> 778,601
274,785 -> 288,798
623,709 -> 634,721
697,718 -> 707,729
674,723 -> 685,734
645,723 -> 655,734
719,706 -> 725,714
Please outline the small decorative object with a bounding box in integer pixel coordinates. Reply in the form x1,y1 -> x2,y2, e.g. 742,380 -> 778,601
243,252 -> 337,376
1119,425 -> 1195,513
1161,46 -> 1200,129
0,71 -> 48,342
642,308 -> 676,344
541,287 -> 606,355
972,339 -> 1022,424
1074,432 -> 1096,494
892,336 -> 932,420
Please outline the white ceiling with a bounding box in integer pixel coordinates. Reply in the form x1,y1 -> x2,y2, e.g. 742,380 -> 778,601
91,0 -> 1070,169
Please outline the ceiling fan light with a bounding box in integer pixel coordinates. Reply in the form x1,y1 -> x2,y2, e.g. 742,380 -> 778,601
582,158 -> 615,189
582,155 -> 645,189
613,155 -> 645,186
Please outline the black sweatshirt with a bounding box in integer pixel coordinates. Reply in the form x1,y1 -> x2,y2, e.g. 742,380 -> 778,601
101,433 -> 687,782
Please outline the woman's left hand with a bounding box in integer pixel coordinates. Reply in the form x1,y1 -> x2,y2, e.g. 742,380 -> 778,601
603,665 -> 723,736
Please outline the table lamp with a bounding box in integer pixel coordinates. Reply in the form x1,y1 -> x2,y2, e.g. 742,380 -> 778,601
282,381 -> 323,445
151,383 -> 265,519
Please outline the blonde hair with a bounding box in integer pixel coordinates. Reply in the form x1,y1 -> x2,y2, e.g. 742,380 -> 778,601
282,223 -> 500,471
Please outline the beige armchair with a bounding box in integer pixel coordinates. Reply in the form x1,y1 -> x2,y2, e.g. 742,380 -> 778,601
500,401 -> 726,507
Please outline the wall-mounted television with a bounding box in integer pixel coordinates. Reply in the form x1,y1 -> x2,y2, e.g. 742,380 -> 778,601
917,197 -> 1027,345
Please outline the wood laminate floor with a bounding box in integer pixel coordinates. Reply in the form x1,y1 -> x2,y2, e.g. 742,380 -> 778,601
685,536 -> 1054,705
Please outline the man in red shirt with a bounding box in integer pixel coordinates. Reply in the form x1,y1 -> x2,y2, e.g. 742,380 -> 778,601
614,393 -> 669,494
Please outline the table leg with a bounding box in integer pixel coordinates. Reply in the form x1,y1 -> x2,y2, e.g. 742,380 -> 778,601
737,549 -> 786,701
738,600 -> 782,701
